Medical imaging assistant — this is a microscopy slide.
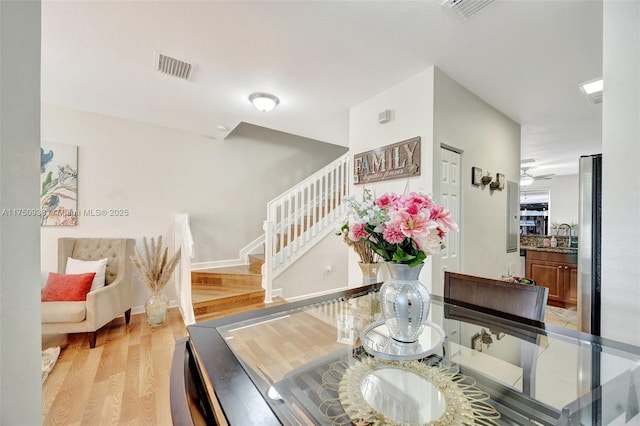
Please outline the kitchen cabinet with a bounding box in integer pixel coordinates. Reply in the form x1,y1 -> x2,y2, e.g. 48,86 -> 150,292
525,250 -> 577,308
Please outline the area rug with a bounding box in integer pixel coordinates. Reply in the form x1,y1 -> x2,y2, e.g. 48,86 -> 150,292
42,346 -> 61,383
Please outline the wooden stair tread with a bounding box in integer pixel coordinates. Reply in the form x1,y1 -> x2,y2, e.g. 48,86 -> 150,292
195,297 -> 287,323
192,265 -> 259,276
248,253 -> 265,262
192,265 -> 262,288
193,290 -> 266,318
192,286 -> 264,304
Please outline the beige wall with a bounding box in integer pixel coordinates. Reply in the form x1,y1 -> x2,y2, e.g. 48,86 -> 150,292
40,105 -> 347,308
349,68 -> 436,290
273,233 -> 349,300
348,67 -> 521,295
432,68 -> 521,292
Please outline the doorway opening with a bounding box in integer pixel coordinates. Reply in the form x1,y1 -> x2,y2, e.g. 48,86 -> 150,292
520,189 -> 550,235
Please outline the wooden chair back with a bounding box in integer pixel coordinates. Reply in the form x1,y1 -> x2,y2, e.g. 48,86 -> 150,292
444,272 -> 548,322
444,272 -> 549,397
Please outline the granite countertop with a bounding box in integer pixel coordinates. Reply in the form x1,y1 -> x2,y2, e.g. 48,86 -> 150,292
521,245 -> 578,254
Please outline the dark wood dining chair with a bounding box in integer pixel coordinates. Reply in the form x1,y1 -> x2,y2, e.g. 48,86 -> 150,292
443,271 -> 549,397
444,272 -> 548,322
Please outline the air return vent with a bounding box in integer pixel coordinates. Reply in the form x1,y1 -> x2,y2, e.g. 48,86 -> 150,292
155,52 -> 194,81
443,0 -> 496,21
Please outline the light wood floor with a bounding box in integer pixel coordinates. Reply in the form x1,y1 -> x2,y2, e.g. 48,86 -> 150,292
42,308 -> 188,426
42,294 -> 288,426
41,299 -> 577,424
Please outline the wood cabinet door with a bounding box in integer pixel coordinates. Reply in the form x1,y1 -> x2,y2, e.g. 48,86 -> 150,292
527,260 -> 563,302
565,264 -> 578,307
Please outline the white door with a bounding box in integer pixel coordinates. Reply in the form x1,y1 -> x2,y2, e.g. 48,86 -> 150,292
439,147 -> 461,278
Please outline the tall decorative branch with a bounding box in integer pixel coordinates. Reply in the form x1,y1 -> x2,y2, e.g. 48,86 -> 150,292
337,223 -> 379,264
131,236 -> 181,295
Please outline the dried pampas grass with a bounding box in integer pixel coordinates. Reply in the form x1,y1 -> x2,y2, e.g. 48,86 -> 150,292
131,235 -> 181,294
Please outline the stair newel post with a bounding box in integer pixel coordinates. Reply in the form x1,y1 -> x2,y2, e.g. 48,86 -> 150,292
263,218 -> 274,303
175,214 -> 196,326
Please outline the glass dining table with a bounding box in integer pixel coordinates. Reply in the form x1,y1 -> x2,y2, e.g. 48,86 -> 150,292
184,283 -> 640,425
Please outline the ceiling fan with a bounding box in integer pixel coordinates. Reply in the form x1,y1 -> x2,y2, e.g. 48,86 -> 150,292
520,160 -> 555,186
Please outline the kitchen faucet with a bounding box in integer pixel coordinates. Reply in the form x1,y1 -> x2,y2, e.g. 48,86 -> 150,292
558,223 -> 573,248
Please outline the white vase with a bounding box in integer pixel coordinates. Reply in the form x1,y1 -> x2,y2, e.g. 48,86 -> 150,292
379,262 -> 430,343
145,292 -> 169,327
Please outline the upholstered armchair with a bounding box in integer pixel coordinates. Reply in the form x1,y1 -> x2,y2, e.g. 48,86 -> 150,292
41,238 -> 136,348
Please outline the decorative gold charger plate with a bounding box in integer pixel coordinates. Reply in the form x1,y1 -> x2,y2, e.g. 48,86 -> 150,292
319,357 -> 500,425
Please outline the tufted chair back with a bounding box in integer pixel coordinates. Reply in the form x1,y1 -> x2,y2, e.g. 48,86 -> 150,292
57,238 -> 134,285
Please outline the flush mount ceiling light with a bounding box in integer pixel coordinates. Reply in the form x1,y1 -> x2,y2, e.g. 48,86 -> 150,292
249,92 -> 279,112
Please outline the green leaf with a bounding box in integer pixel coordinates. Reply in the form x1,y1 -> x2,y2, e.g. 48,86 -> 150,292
408,251 -> 427,267
391,246 -> 417,264
41,172 -> 59,197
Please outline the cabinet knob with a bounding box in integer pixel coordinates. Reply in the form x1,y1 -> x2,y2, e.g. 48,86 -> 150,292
564,266 -> 568,270
558,266 -> 562,269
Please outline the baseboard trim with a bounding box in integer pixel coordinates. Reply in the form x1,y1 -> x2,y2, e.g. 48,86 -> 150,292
131,299 -> 179,316
284,286 -> 348,303
191,259 -> 246,270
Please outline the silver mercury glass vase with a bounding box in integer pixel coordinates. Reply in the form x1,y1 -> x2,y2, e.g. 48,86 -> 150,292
379,262 -> 430,343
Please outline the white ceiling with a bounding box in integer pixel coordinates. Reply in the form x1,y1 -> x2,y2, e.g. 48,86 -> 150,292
41,0 -> 603,177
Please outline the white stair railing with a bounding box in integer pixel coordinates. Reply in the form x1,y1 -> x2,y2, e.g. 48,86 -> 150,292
263,153 -> 350,302
174,213 -> 195,325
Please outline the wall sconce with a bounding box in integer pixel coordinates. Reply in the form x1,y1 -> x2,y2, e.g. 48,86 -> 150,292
471,328 -> 505,352
490,173 -> 505,190
472,167 -> 505,191
481,172 -> 493,186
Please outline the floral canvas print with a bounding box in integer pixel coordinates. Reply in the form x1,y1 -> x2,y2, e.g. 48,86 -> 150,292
40,142 -> 78,226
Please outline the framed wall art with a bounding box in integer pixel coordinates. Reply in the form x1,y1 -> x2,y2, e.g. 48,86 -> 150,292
353,137 -> 421,185
40,142 -> 78,226
472,167 -> 483,186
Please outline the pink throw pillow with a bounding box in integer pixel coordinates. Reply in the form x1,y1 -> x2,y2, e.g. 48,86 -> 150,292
41,272 -> 96,302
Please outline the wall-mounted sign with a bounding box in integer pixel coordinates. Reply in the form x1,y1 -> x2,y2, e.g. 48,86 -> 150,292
353,137 -> 421,185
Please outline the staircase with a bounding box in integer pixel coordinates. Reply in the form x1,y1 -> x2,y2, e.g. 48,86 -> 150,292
177,153 -> 350,324
190,254 -> 284,322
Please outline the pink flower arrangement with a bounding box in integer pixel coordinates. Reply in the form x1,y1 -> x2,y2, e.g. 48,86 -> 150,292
342,190 -> 457,266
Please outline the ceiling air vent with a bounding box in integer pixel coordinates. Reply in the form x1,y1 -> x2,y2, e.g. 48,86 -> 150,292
443,0 -> 496,21
155,52 -> 194,81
